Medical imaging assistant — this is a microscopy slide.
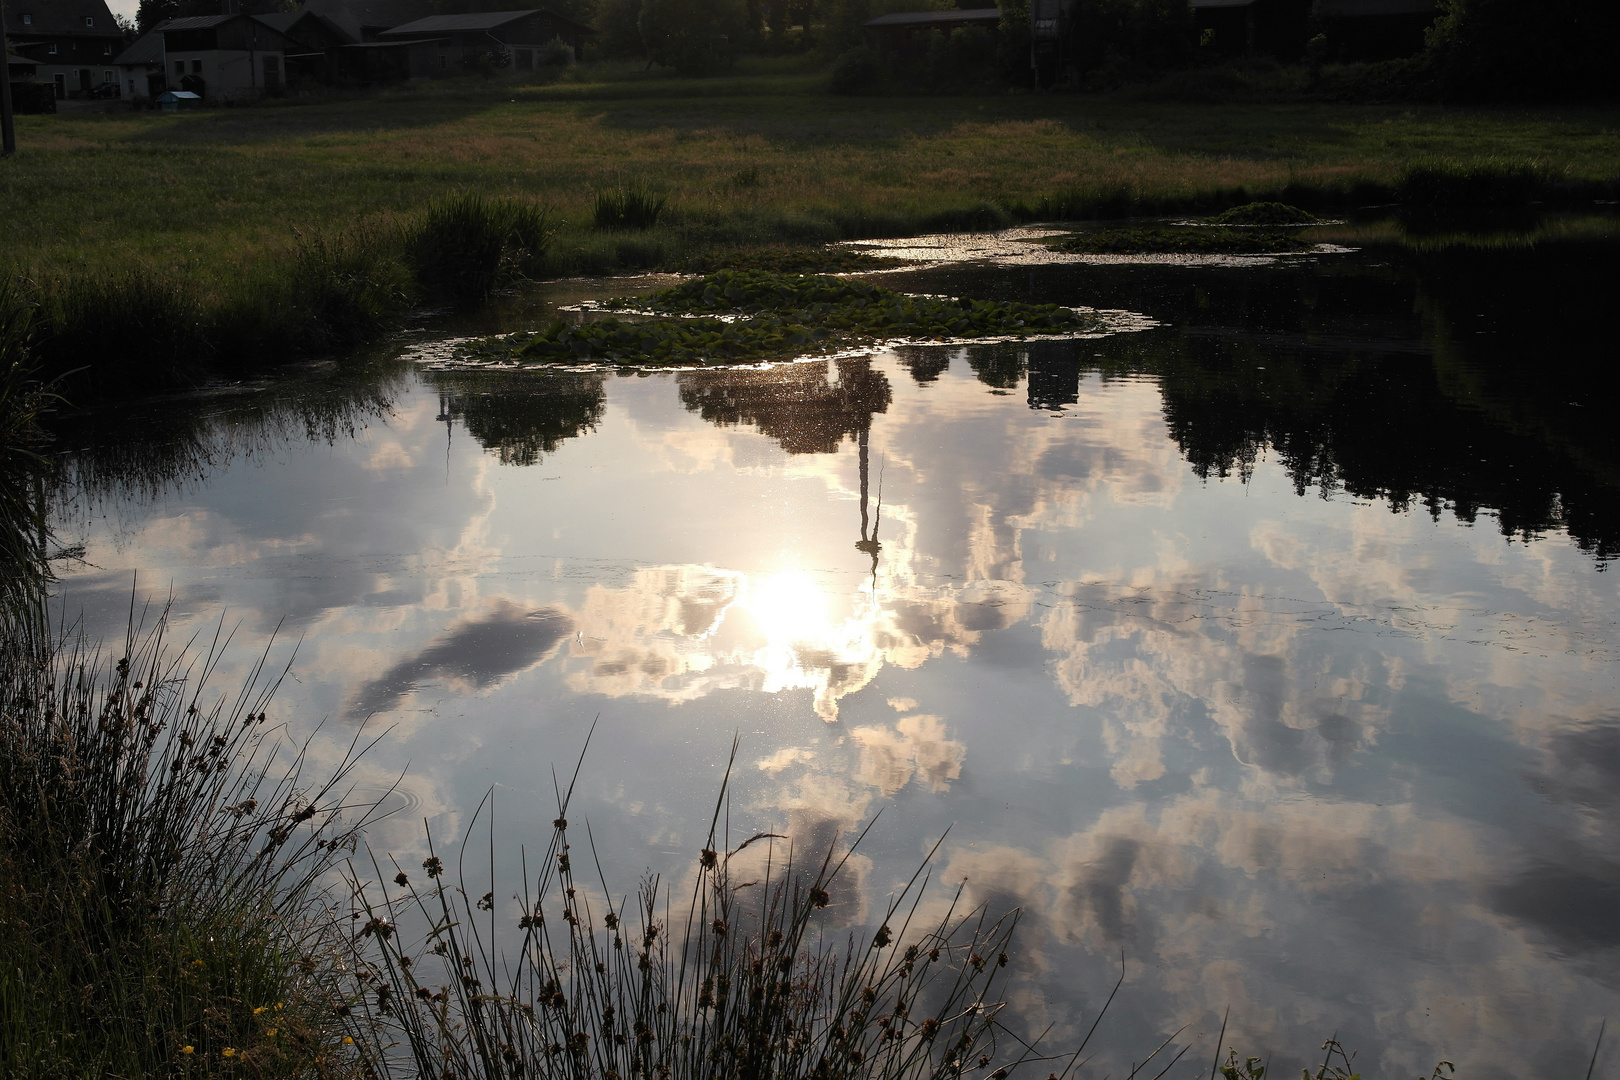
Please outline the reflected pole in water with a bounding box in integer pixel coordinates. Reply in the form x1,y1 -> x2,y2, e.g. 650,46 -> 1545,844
855,424 -> 883,589
435,394 -> 452,482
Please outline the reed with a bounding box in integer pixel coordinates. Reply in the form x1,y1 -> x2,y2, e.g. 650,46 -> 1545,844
0,606 -> 385,1078
406,192 -> 556,309
345,741 -> 1104,1080
32,267 -> 208,397
0,278 -> 52,641
595,182 -> 670,231
1395,158 -> 1544,209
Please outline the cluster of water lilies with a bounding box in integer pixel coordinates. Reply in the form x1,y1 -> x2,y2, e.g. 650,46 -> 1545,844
454,270 -> 1102,367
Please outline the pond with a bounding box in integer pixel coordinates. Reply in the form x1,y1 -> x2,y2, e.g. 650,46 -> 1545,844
47,230 -> 1619,1080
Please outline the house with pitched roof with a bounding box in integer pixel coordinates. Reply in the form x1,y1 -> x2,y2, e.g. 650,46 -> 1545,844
378,9 -> 592,73
4,0 -> 126,99
113,12 -> 297,103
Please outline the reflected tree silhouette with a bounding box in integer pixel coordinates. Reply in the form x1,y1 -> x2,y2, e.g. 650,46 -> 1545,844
676,359 -> 892,455
430,370 -> 606,467
51,355 -> 407,516
901,241 -> 1619,564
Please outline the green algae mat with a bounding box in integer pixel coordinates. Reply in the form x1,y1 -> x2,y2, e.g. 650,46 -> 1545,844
455,270 -> 1103,368
1052,227 -> 1318,255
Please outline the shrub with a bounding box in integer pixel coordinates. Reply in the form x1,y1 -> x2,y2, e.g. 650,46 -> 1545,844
924,25 -> 998,88
1077,0 -> 1195,81
1425,0 -> 1620,101
594,181 -> 669,230
638,0 -> 749,75
538,35 -> 576,66
596,0 -> 646,57
828,46 -> 881,94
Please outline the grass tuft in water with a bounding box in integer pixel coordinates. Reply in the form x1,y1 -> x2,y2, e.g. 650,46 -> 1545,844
33,268 -> 208,396
1396,159 -> 1543,209
594,182 -> 670,231
406,192 -> 555,310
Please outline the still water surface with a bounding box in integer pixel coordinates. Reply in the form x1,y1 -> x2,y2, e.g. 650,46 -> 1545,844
51,238 -> 1619,1079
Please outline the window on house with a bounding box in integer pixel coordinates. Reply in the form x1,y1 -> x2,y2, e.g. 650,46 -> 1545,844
85,15 -> 95,26
104,43 -> 112,55
48,43 -> 58,54
191,58 -> 202,73
104,69 -> 114,82
439,54 -> 447,68
174,59 -> 184,75
21,13 -> 32,24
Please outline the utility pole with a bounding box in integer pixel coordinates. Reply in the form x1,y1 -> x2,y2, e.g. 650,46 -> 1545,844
1,0 -> 18,156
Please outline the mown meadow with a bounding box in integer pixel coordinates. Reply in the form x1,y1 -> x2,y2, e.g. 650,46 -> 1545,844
4,58 -> 1618,280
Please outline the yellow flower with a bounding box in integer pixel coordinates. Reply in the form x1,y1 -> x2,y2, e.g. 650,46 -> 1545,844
342,1036 -> 353,1045
190,959 -> 204,968
265,1029 -> 277,1038
180,1046 -> 195,1055
275,1002 -> 284,1011
253,1006 -> 268,1015
222,1047 -> 237,1058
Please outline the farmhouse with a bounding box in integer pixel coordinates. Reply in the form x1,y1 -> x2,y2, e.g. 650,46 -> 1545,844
4,0 -> 125,100
115,13 -> 297,104
378,9 -> 593,74
863,7 -> 1001,60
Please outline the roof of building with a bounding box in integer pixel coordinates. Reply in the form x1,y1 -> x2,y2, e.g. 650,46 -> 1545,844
300,0 -> 443,37
256,10 -> 358,45
113,31 -> 164,65
155,14 -> 239,31
381,9 -> 571,35
4,0 -> 121,39
863,7 -> 1001,27
1313,0 -> 1436,14
7,51 -> 39,67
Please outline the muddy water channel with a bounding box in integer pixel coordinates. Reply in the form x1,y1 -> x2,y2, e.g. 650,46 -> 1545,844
49,236 -> 1619,1079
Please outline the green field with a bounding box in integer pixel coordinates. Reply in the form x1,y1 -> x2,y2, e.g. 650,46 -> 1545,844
3,57 -> 1618,279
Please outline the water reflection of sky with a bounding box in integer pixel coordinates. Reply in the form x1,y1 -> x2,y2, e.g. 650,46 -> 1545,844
51,276 -> 1619,1080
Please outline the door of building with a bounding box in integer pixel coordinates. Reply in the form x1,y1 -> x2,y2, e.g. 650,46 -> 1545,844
77,68 -> 92,92
53,73 -> 66,98
263,54 -> 280,91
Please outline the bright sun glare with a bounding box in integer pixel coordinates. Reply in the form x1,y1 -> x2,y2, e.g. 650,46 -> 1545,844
745,571 -> 832,646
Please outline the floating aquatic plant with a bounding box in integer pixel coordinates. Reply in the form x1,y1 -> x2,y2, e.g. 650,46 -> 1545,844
1203,202 -> 1321,226
1051,227 -> 1316,255
454,271 -> 1101,368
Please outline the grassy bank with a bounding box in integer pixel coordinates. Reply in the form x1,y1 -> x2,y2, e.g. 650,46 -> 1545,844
2,59 -> 1617,283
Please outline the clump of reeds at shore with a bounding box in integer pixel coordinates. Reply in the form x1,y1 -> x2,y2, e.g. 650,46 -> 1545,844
343,743 -> 1102,1080
0,607 -> 383,1078
5,192 -> 554,405
595,181 -> 669,231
